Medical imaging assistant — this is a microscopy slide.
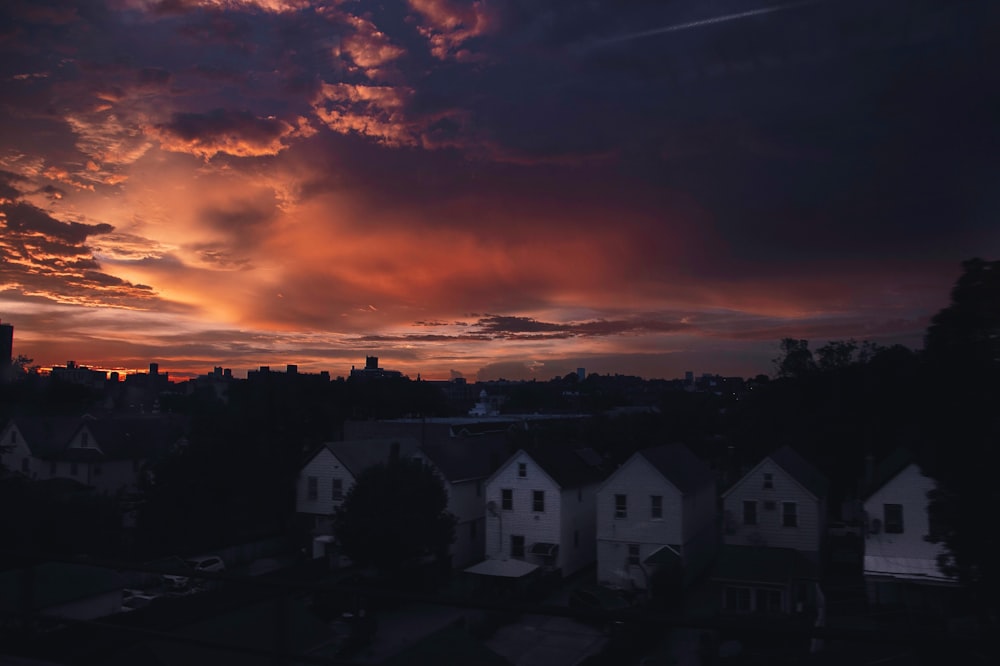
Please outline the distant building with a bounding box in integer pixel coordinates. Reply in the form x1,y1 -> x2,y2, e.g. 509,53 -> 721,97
0,319 -> 12,379
50,361 -> 108,389
349,356 -> 403,380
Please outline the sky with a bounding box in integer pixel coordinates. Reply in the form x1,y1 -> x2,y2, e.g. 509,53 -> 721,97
0,0 -> 997,382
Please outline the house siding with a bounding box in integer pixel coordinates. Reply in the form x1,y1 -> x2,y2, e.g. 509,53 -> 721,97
560,484 -> 598,576
296,449 -> 356,517
0,424 -> 33,478
484,451 -> 598,575
443,477 -> 486,568
597,453 -> 717,588
723,458 -> 823,554
864,463 -> 946,569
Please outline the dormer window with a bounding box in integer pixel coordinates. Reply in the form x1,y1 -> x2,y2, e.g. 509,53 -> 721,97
763,473 -> 773,489
518,462 -> 527,478
81,432 -> 89,447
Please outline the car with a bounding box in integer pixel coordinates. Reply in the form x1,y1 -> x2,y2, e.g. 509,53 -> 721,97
122,589 -> 159,612
160,555 -> 226,590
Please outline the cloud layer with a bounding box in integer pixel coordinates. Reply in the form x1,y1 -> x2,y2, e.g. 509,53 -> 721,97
0,0 -> 994,380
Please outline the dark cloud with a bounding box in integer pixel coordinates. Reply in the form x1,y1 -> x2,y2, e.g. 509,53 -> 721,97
152,108 -> 308,158
1,202 -> 112,243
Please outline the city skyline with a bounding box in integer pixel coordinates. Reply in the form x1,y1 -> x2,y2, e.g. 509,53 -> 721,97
1,1 -> 995,382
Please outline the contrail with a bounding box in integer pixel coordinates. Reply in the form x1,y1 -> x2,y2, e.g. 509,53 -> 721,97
591,0 -> 828,49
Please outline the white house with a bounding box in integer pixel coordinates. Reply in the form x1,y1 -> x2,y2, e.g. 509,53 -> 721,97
713,445 -> 828,616
413,438 -> 509,569
0,415 -> 184,494
596,444 -> 716,591
722,445 -> 828,559
863,451 -> 957,607
296,438 -> 420,535
482,443 -> 607,577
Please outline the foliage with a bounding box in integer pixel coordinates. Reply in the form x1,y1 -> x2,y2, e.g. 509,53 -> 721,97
333,457 -> 455,572
772,338 -> 816,378
920,258 -> 1000,611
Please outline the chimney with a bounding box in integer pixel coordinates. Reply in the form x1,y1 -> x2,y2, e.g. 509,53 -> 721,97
150,362 -> 159,375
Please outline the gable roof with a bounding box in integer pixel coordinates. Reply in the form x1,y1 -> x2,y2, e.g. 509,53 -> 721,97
5,416 -> 81,457
417,438 -> 510,483
515,441 -> 608,489
80,415 -> 187,460
768,445 -> 829,499
321,438 -> 421,477
863,447 -> 915,500
638,444 -> 714,495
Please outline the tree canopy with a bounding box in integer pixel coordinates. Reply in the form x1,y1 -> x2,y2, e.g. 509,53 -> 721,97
333,457 -> 456,572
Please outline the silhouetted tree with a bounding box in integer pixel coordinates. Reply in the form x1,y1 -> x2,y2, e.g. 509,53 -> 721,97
333,458 -> 455,572
921,259 -> 1000,614
773,338 -> 816,378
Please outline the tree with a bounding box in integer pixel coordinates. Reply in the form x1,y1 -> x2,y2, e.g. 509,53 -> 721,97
920,258 -> 1000,617
333,457 -> 456,572
773,338 -> 816,378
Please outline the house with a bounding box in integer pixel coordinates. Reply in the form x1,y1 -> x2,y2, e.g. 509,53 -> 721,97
712,445 -> 828,616
413,438 -> 510,568
481,443 -> 607,577
0,415 -> 184,494
296,438 -> 420,536
862,450 -> 958,610
721,445 -> 829,560
596,444 -> 716,591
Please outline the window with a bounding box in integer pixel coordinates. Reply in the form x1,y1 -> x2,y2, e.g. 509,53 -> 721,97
743,500 -> 757,525
651,495 -> 663,519
518,462 -> 527,477
615,494 -> 627,519
755,588 -> 783,613
725,587 -> 751,612
627,544 -> 640,566
332,478 -> 343,499
81,432 -> 89,447
307,476 -> 318,500
884,503 -> 904,533
763,473 -> 773,489
532,490 -> 545,512
511,535 -> 525,558
501,488 -> 513,510
782,502 -> 798,527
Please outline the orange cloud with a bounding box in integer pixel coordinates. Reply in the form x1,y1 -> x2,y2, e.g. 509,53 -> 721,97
408,0 -> 497,61
150,110 -> 314,159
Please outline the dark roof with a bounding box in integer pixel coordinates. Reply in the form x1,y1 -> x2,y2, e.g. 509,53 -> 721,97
323,438 -> 420,476
864,447 -> 916,500
711,545 -> 820,584
639,444 -> 714,495
418,438 -> 510,482
7,416 -> 80,457
769,445 -> 829,499
520,441 -> 608,489
80,415 -> 187,460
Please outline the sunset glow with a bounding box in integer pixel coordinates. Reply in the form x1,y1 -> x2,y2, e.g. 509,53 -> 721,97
1,1 -> 995,381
